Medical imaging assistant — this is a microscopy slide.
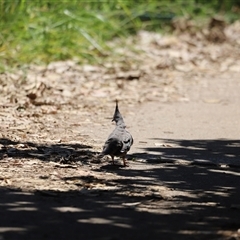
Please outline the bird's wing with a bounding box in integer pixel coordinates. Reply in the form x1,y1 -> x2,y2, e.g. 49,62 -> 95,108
121,130 -> 133,153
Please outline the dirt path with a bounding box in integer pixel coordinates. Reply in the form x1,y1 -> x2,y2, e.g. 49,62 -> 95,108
1,24 -> 240,239
0,71 -> 240,240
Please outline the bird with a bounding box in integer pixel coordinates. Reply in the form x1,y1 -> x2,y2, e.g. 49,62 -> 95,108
99,100 -> 133,166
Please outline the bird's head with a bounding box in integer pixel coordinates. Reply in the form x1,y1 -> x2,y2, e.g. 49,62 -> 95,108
112,100 -> 126,127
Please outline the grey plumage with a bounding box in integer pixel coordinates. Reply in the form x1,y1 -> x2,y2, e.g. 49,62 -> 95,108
99,100 -> 133,166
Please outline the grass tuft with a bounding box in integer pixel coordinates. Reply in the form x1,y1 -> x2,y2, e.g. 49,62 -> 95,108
0,0 -> 240,70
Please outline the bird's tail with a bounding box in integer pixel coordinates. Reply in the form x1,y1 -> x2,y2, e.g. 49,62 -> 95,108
101,138 -> 123,156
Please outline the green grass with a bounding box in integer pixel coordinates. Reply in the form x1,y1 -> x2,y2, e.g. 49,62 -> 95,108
0,0 -> 240,70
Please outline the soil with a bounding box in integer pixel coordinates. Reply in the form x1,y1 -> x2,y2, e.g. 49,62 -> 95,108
0,23 -> 240,240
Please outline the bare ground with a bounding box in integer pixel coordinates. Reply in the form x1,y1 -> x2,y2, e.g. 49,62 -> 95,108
1,23 -> 240,240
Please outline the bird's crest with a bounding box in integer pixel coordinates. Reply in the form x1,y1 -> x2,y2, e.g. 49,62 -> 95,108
112,100 -> 125,127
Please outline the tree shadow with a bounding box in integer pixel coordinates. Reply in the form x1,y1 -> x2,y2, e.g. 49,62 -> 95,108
132,138 -> 240,167
0,137 -> 240,239
1,164 -> 240,239
0,137 -> 97,164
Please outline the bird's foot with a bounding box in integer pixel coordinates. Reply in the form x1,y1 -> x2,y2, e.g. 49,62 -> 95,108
122,159 -> 129,167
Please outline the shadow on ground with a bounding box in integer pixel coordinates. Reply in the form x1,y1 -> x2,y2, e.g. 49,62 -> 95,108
0,137 -> 97,164
133,138 -> 240,167
0,138 -> 240,239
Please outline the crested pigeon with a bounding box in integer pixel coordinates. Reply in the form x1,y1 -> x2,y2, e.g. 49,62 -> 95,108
99,100 -> 133,166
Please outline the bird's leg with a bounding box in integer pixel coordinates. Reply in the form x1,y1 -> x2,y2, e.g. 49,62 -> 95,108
111,156 -> 115,165
122,157 -> 128,167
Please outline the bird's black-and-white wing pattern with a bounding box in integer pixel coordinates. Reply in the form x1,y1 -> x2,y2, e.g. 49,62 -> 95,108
121,130 -> 133,154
